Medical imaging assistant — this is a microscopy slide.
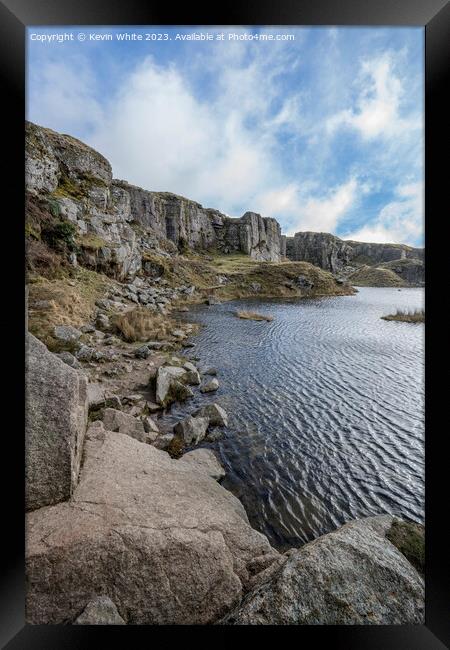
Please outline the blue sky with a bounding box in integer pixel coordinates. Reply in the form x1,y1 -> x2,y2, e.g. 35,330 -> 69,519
26,26 -> 424,245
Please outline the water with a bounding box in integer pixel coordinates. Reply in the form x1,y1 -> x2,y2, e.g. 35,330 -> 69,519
169,287 -> 425,551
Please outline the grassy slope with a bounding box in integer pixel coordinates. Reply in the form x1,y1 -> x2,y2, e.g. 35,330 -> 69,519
27,252 -> 354,348
348,265 -> 404,287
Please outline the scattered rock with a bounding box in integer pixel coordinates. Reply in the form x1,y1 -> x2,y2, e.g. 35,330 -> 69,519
87,383 -> 106,409
80,324 -> 95,334
179,449 -> 226,481
55,351 -> 81,369
134,344 -> 151,359
26,333 -> 88,511
102,408 -> 151,444
146,401 -> 163,413
53,325 -> 82,343
96,314 -> 110,331
174,416 -> 209,445
152,432 -> 175,451
205,430 -> 224,443
74,596 -> 126,625
202,367 -> 218,376
193,403 -> 228,427
155,365 -> 187,406
206,297 -> 221,305
200,377 -> 219,393
142,415 -> 159,437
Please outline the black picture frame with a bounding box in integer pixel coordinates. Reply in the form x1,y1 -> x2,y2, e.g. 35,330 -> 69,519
1,0 -> 448,646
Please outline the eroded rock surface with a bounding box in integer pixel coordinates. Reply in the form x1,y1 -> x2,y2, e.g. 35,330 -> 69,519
26,427 -> 278,625
25,333 -> 88,511
222,516 -> 424,625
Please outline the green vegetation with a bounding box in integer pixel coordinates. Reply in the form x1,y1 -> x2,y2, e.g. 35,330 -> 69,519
348,265 -> 404,287
236,310 -> 274,322
386,519 -> 425,575
382,309 -> 424,323
41,220 -> 78,253
78,233 -> 109,251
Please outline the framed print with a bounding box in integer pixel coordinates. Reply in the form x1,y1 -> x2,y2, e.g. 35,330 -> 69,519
1,0 -> 448,646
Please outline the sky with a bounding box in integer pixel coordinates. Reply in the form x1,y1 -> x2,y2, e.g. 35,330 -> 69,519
26,26 -> 424,246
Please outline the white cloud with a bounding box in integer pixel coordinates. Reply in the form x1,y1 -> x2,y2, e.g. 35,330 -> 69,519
326,53 -> 420,140
345,182 -> 423,245
27,59 -> 104,135
255,177 -> 360,235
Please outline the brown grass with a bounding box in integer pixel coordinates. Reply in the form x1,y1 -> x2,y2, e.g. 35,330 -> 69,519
236,310 -> 274,322
382,309 -> 424,323
27,268 -> 112,348
112,307 -> 173,342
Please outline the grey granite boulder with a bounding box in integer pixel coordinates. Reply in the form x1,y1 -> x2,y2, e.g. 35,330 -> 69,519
155,365 -> 187,406
102,408 -> 151,444
26,428 -> 277,624
74,596 -> 125,625
193,403 -> 228,427
53,324 -> 82,343
26,333 -> 88,511
179,449 -> 226,481
200,377 -> 219,393
174,415 -> 209,445
223,516 -> 425,625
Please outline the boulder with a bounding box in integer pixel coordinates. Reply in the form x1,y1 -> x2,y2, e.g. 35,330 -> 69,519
152,433 -> 175,450
87,383 -> 106,409
26,428 -> 277,624
25,333 -> 88,511
155,365 -> 187,406
223,516 -> 425,625
74,596 -> 126,625
200,377 -> 219,393
173,415 -> 209,445
55,351 -> 81,369
53,325 -> 82,343
193,403 -> 228,427
102,408 -> 151,444
179,449 -> 226,481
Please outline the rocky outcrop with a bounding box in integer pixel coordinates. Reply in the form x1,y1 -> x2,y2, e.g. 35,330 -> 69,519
345,240 -> 424,264
285,232 -> 354,273
25,333 -> 88,511
222,516 -> 424,625
26,121 -> 283,282
26,424 -> 278,625
377,258 -> 424,286
285,230 -> 424,286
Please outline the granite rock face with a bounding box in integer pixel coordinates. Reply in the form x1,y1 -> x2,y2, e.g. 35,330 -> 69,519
377,258 -> 425,286
74,596 -> 126,625
26,426 -> 278,625
345,240 -> 424,264
25,333 -> 88,511
26,121 -> 283,281
285,232 -> 354,273
223,516 -> 424,625
285,230 -> 424,285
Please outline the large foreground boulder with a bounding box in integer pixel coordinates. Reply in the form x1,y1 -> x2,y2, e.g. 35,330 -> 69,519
25,333 -> 88,511
26,425 -> 277,625
222,516 -> 424,625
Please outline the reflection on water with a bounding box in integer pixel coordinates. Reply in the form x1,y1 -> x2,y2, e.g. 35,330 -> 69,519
168,287 -> 425,550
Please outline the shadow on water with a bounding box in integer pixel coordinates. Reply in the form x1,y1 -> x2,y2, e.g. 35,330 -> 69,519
174,287 -> 425,550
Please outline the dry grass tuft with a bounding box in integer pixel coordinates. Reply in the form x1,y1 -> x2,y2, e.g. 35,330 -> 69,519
235,310 -> 274,322
113,307 -> 172,342
382,309 -> 424,323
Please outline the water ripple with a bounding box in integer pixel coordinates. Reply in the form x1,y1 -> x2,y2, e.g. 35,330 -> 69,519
173,287 -> 425,550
